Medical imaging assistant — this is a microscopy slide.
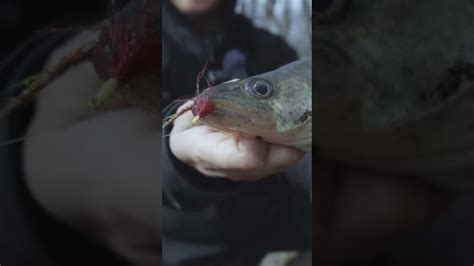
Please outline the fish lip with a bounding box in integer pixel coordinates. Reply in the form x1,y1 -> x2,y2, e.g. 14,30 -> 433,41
211,100 -> 248,117
204,81 -> 248,113
202,89 -> 255,121
201,106 -> 251,126
210,107 -> 241,116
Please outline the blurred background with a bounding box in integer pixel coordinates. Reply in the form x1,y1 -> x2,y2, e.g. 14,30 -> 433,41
236,0 -> 312,58
0,0 -> 311,63
0,0 -> 107,60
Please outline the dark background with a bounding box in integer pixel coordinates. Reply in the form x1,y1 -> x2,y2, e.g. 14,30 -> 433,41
0,1 -> 130,265
0,0 -> 134,61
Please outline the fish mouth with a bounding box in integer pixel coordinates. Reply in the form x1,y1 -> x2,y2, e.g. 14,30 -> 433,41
198,80 -> 254,118
199,106 -> 260,136
206,103 -> 248,120
204,98 -> 258,127
213,99 -> 243,112
197,90 -> 274,136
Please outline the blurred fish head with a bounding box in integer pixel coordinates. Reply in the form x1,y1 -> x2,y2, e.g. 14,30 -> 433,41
314,0 -> 474,128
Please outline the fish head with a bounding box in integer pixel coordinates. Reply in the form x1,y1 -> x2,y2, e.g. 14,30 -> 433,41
193,59 -> 312,142
315,0 -> 474,128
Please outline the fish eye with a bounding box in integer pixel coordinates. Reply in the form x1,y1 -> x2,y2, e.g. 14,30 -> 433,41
245,78 -> 273,98
315,0 -> 350,23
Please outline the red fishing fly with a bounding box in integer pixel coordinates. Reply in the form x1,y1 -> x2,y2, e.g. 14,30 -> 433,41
190,61 -> 215,124
0,0 -> 161,118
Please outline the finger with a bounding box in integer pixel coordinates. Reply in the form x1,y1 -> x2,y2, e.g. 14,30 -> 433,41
204,150 -> 304,181
171,110 -> 195,132
171,108 -> 303,178
189,138 -> 301,181
194,166 -> 268,182
228,137 -> 270,169
176,100 -> 194,114
220,140 -> 303,173
216,143 -> 303,181
173,118 -> 301,173
265,144 -> 304,170
171,126 -> 253,172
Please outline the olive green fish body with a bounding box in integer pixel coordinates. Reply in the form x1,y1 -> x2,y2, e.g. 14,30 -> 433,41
194,58 -> 312,152
315,0 -> 474,191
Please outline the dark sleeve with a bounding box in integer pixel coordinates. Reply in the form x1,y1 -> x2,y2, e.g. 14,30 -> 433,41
0,31 -> 129,266
162,101 -> 246,211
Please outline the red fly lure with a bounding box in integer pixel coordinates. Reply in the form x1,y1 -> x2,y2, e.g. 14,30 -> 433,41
190,61 -> 215,124
163,61 -> 216,128
0,0 -> 161,118
90,0 -> 161,109
96,1 -> 159,80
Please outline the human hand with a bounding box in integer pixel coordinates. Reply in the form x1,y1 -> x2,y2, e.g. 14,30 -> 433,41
169,102 -> 305,181
314,161 -> 453,265
22,31 -> 161,264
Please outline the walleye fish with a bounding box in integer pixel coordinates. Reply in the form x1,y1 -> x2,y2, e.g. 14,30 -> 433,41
190,58 -> 312,152
315,0 -> 474,191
